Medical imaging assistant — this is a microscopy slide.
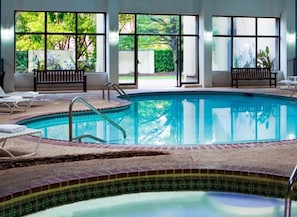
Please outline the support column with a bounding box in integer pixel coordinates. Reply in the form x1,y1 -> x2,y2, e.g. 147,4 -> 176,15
295,0 -> 297,75
107,0 -> 119,84
1,0 -> 14,91
0,0 -> 3,88
281,0 -> 295,77
199,0 -> 213,87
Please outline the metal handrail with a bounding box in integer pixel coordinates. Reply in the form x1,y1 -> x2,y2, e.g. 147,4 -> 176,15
73,134 -> 107,143
68,97 -> 126,142
102,82 -> 129,100
284,164 -> 297,217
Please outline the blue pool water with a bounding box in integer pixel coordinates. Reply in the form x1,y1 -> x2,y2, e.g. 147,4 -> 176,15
20,91 -> 297,146
25,191 -> 292,217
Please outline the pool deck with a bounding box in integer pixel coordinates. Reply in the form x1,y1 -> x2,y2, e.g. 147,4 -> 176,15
1,86 -> 297,203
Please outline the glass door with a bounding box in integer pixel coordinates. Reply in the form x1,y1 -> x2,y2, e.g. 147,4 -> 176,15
119,14 -> 199,88
137,35 -> 177,88
119,14 -> 137,86
119,34 -> 136,85
179,16 -> 199,86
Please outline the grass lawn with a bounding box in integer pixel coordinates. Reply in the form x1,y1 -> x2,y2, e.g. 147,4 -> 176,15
119,75 -> 176,81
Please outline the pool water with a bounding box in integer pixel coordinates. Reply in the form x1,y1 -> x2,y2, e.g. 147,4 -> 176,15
25,191 -> 294,217
21,91 -> 297,146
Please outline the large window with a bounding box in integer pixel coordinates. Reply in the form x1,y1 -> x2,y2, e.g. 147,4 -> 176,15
15,11 -> 106,73
212,16 -> 280,71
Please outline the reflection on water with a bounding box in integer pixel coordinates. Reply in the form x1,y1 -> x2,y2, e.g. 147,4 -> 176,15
26,192 -> 287,217
23,92 -> 297,146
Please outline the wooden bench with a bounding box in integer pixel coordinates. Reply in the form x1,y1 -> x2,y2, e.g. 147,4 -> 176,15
231,68 -> 277,88
33,69 -> 87,92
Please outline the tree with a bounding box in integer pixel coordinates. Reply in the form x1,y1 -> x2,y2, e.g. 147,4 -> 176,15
142,15 -> 179,73
15,12 -> 45,50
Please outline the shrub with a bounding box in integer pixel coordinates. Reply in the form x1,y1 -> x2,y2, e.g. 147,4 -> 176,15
154,50 -> 174,73
16,51 -> 28,73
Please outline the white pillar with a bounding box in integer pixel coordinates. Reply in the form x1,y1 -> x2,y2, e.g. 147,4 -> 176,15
1,0 -> 15,91
281,0 -> 295,77
183,16 -> 198,78
96,14 -> 105,72
199,0 -> 213,87
107,0 -> 119,84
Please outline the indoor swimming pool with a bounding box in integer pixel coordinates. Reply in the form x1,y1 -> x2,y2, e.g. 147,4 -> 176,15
20,91 -> 297,146
25,191 -> 294,217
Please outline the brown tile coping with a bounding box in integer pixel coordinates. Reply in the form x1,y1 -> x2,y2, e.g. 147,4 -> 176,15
21,133 -> 297,151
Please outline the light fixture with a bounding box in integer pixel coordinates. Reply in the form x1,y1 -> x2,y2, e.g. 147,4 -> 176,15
287,32 -> 295,43
204,31 -> 213,42
109,30 -> 119,46
1,27 -> 12,40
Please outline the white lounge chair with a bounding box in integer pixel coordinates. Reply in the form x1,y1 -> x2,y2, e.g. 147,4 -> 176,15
279,76 -> 297,96
0,124 -> 42,157
279,77 -> 297,89
0,86 -> 46,106
0,96 -> 33,114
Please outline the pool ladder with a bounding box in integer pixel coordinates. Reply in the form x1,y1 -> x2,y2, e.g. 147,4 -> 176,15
68,96 -> 126,143
102,82 -> 129,100
284,164 -> 297,217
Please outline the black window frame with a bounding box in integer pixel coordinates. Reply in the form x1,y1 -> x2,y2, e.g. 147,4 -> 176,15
14,11 -> 107,73
212,16 -> 280,71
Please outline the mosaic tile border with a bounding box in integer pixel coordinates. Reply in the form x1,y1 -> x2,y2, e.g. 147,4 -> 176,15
0,169 -> 291,217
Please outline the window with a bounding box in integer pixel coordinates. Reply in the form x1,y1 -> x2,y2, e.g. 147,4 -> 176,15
15,11 -> 106,73
212,16 -> 280,71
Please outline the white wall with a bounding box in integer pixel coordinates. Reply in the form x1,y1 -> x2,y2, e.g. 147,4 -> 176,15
212,0 -> 281,17
119,51 -> 154,74
1,0 -> 295,90
119,0 -> 201,14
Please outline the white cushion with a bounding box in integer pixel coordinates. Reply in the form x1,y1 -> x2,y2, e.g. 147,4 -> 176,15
0,124 -> 26,133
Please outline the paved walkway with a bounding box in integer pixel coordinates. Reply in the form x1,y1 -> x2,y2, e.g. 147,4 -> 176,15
1,87 -> 297,199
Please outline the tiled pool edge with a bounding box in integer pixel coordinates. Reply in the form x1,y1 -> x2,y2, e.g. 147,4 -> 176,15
0,168 -> 291,217
22,133 -> 297,151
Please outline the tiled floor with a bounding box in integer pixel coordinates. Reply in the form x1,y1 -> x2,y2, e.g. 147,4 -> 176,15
1,86 -> 297,215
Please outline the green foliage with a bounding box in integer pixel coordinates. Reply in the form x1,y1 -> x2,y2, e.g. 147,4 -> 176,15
78,57 -> 96,71
257,46 -> 274,69
16,34 -> 44,52
16,51 -> 28,73
77,14 -> 97,33
119,14 -> 135,33
119,35 -> 134,50
15,11 -> 45,32
154,50 -> 174,72
47,12 -> 76,33
137,15 -> 179,35
119,14 -> 180,49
